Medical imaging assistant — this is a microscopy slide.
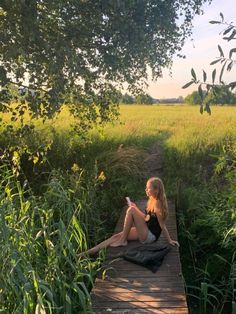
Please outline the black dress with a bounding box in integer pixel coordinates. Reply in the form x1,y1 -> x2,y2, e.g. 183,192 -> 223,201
144,208 -> 162,241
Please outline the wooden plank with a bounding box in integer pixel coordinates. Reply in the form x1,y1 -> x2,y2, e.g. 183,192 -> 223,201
105,246 -> 180,259
105,252 -> 181,260
92,300 -> 188,309
102,259 -> 182,269
96,276 -> 185,284
91,199 -> 189,313
99,271 -> 184,278
101,265 -> 182,272
92,286 -> 185,293
97,262 -> 184,277
93,308 -> 188,314
104,258 -> 181,265
91,291 -> 186,302
93,279 -> 186,292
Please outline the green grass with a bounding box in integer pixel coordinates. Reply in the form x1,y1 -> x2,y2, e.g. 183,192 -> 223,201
0,104 -> 236,313
2,104 -> 236,143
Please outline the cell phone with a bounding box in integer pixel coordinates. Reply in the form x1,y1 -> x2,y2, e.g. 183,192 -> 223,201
125,197 -> 131,206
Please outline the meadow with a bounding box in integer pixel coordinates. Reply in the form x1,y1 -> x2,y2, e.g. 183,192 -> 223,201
0,104 -> 235,313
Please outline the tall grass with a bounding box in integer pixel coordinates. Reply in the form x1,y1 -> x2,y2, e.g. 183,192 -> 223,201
0,162 -> 105,313
0,133 -> 146,312
1,104 -> 236,312
177,140 -> 236,314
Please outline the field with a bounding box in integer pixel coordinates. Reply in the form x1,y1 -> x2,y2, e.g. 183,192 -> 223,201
0,104 -> 235,313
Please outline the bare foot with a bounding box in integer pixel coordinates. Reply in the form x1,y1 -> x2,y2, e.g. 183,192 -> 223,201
110,240 -> 128,247
78,252 -> 87,259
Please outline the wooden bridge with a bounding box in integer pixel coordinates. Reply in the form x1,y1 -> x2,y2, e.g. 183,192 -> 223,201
90,198 -> 189,313
90,142 -> 188,313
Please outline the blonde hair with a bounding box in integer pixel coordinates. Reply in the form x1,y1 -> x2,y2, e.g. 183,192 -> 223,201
146,177 -> 169,220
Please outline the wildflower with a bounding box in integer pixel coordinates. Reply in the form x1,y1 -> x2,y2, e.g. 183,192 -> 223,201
97,171 -> 106,182
71,163 -> 80,173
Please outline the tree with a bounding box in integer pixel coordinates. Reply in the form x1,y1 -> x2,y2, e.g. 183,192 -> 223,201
183,13 -> 236,115
204,85 -> 236,106
185,91 -> 202,105
121,93 -> 135,104
185,87 -> 236,105
135,93 -> 153,104
0,0 -> 211,131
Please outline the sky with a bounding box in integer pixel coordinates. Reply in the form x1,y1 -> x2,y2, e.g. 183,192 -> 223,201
146,0 -> 236,99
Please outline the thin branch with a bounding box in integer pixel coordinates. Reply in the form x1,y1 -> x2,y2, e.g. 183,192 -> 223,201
9,80 -> 48,93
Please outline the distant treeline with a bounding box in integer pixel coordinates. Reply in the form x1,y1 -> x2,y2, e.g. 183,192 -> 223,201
184,86 -> 236,105
117,92 -> 184,104
117,85 -> 236,105
15,86 -> 236,106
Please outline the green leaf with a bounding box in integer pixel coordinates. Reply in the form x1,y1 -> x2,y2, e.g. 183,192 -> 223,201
223,26 -> 234,35
212,69 -> 216,84
227,61 -> 233,71
206,84 -> 212,91
200,104 -> 203,114
218,45 -> 224,57
205,104 -> 211,115
191,68 -> 197,81
209,20 -> 221,24
198,84 -> 203,100
229,48 -> 236,59
219,61 -> 227,83
203,70 -> 207,83
182,81 -> 194,89
228,81 -> 236,89
223,29 -> 236,41
210,59 -> 221,65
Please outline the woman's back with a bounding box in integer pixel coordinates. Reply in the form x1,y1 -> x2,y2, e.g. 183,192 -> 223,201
144,208 -> 162,240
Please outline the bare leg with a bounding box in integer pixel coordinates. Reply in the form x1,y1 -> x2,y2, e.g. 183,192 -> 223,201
78,233 -> 122,257
78,206 -> 148,256
79,226 -> 140,257
110,208 -> 133,247
110,206 -> 149,247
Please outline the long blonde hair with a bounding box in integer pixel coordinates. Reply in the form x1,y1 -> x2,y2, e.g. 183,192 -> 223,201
146,177 -> 169,220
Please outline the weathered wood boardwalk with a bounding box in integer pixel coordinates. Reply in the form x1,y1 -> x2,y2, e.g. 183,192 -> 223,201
90,199 -> 189,313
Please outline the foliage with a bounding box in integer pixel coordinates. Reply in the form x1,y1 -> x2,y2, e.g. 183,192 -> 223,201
121,93 -> 135,104
185,91 -> 203,105
0,0 -> 211,129
185,87 -> 236,106
135,93 -> 153,105
0,162 -> 105,313
183,13 -> 236,115
1,105 -> 236,312
204,85 -> 236,106
0,121 -> 148,311
176,139 -> 236,313
119,92 -> 154,104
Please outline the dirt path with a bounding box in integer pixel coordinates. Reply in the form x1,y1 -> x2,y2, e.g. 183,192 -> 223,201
143,141 -> 164,179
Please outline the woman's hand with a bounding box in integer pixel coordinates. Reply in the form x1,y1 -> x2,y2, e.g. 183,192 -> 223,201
168,239 -> 180,247
129,201 -> 138,209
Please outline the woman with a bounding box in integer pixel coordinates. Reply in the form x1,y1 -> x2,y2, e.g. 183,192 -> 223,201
80,177 -> 179,256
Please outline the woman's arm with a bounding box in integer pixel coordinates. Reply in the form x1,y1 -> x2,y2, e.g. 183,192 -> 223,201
154,201 -> 180,247
129,201 -> 146,218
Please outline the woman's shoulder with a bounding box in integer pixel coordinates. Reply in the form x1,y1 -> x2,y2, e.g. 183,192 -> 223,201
146,199 -> 161,210
153,200 -> 164,217
153,199 -> 162,209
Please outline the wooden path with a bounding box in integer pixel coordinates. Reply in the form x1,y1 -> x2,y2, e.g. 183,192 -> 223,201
90,142 -> 189,313
90,199 -> 189,313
